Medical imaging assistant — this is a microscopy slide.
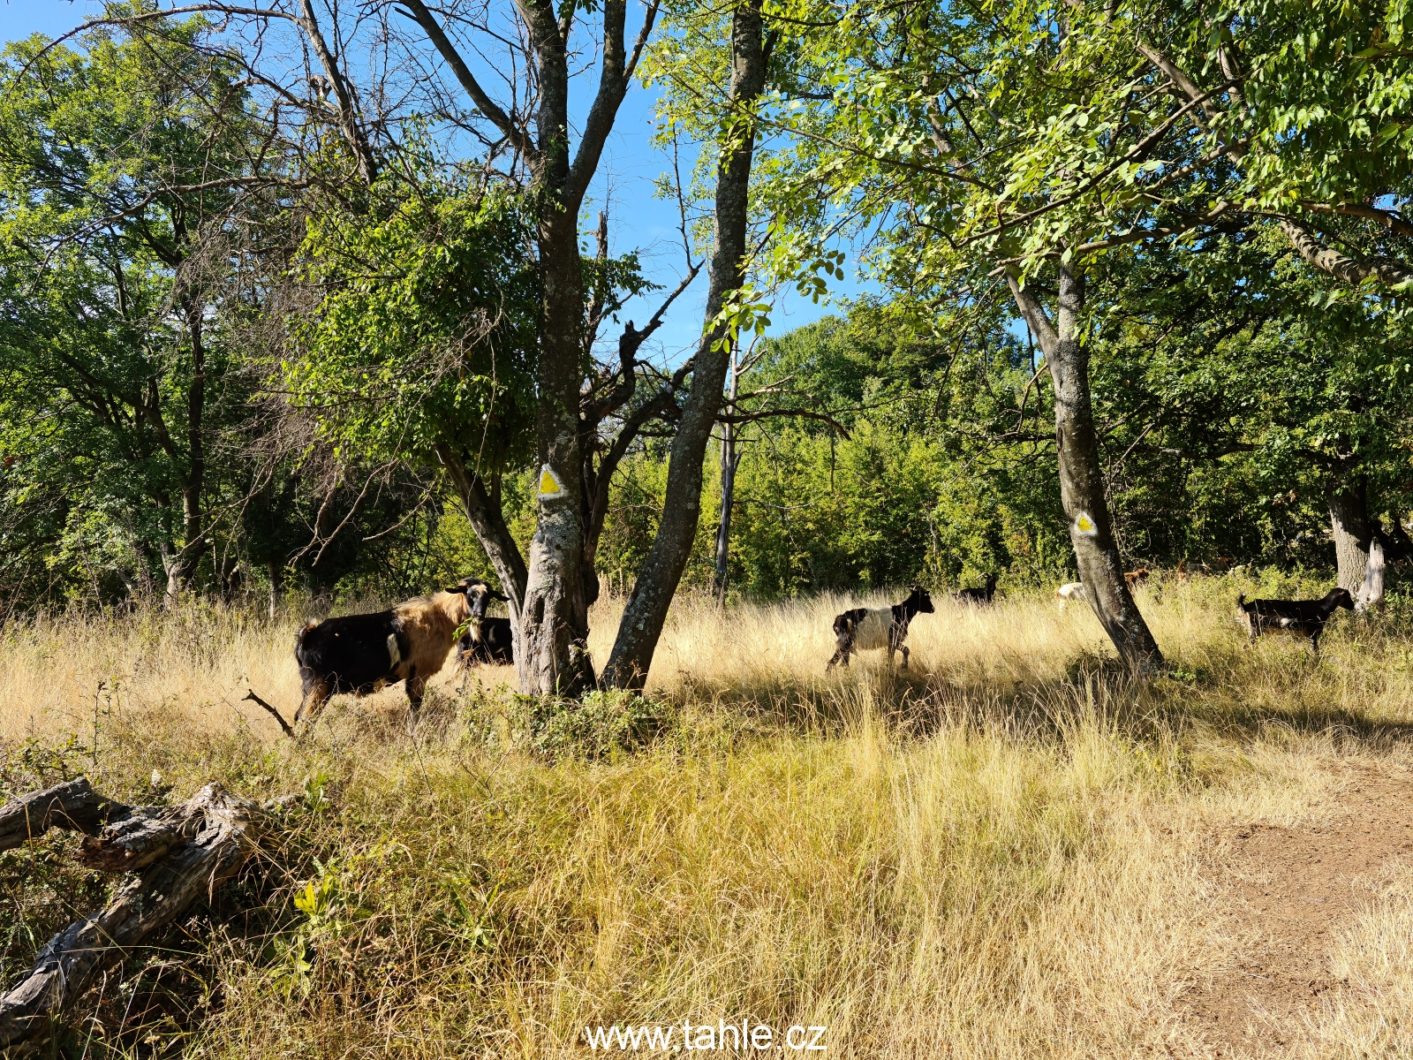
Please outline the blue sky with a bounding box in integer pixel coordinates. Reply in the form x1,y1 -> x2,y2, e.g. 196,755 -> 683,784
2,1 -> 865,364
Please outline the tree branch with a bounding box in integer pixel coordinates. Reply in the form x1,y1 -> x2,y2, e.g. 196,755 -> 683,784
398,0 -> 537,160
297,0 -> 378,186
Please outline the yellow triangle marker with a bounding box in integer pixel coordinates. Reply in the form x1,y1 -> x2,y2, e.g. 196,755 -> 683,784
1073,511 -> 1097,537
538,464 -> 565,500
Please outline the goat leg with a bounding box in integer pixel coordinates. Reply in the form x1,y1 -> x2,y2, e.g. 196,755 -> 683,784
294,679 -> 330,728
405,666 -> 424,734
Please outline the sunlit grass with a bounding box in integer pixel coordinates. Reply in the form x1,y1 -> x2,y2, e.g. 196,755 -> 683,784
1,576 -> 1410,1056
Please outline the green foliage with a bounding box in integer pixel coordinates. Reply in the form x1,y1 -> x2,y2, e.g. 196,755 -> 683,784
0,13 -> 266,601
287,178 -> 540,474
9,0 -> 1413,617
463,687 -> 678,761
593,307 -> 1071,594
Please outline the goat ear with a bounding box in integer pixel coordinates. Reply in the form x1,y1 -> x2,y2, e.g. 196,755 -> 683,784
444,585 -> 464,595
491,590 -> 510,601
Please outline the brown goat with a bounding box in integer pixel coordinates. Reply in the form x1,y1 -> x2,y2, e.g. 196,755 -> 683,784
295,580 -> 476,731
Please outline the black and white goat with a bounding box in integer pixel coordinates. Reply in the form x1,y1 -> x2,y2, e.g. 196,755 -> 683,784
1236,587 -> 1353,656
955,573 -> 999,605
455,581 -> 515,669
294,577 -> 478,731
827,586 -> 935,671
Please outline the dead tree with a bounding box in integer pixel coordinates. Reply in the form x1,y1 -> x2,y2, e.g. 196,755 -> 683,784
0,777 -> 288,1048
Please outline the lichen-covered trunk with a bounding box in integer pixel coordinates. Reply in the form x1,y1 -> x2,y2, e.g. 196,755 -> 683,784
502,9 -> 599,698
520,243 -> 596,693
1043,267 -> 1164,672
1329,472 -> 1372,593
601,0 -> 765,689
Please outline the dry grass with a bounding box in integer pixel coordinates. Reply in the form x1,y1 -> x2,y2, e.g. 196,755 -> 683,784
1309,863 -> 1413,1057
2,576 -> 1412,1057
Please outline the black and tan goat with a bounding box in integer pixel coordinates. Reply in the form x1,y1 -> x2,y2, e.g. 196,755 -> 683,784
955,573 -> 999,605
294,578 -> 478,731
1236,587 -> 1353,657
827,586 -> 935,671
455,581 -> 515,669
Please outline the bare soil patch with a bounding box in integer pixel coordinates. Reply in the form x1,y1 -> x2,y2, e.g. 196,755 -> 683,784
1176,762 -> 1413,1057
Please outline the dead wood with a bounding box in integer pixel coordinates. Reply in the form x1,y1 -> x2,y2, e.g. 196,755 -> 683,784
0,778 -> 120,852
0,779 -> 285,1048
243,687 -> 296,737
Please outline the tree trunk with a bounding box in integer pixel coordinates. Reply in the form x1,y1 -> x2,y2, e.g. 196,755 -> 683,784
714,413 -> 741,605
602,0 -> 766,689
1008,266 -> 1163,671
1329,472 -> 1372,592
182,305 -> 207,587
437,444 -> 529,620
1356,538 -> 1386,613
157,306 -> 207,604
267,558 -> 283,620
520,135 -> 597,698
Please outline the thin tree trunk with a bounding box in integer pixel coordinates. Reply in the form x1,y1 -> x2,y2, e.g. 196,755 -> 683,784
182,305 -> 207,588
1008,266 -> 1163,671
157,306 -> 207,604
714,422 -> 741,605
1329,472 -> 1372,592
437,444 -> 529,619
267,558 -> 282,621
602,0 -> 766,689
713,349 -> 742,604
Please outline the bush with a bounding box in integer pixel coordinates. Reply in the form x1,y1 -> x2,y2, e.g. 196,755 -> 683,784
463,688 -> 677,761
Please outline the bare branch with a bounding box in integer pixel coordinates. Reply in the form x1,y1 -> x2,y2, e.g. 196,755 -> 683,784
298,0 -> 378,185
398,0 -> 537,160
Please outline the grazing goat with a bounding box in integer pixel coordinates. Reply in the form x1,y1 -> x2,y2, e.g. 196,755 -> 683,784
827,586 -> 935,671
456,581 -> 515,669
1124,567 -> 1152,590
294,578 -> 478,731
1236,587 -> 1353,657
955,573 -> 999,605
1056,581 -> 1086,608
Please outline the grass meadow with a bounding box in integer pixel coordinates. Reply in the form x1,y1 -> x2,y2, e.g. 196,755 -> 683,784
4,573 -> 1413,1057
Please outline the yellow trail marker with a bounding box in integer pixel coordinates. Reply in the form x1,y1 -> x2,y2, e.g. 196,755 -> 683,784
1073,511 -> 1098,537
538,464 -> 566,500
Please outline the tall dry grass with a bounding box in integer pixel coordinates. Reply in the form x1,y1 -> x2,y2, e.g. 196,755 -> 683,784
2,576 -> 1411,1057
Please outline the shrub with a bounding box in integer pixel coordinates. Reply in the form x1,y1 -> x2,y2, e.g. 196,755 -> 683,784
462,688 -> 677,761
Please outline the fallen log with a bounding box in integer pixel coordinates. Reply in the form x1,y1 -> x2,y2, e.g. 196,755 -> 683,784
0,779 -> 283,1048
0,778 -> 117,851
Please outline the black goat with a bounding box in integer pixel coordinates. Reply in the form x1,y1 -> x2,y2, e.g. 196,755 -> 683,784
294,578 -> 478,731
456,581 -> 515,669
955,573 -> 999,605
1236,587 -> 1353,656
827,586 -> 935,671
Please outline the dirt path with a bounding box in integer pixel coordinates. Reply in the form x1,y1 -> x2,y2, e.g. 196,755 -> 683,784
1176,762 -> 1413,1057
